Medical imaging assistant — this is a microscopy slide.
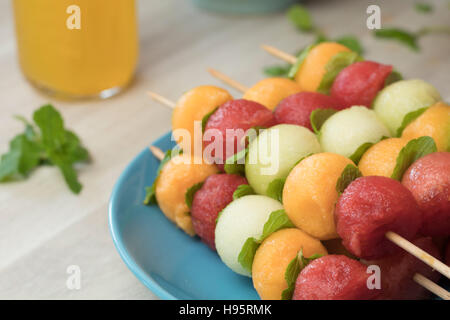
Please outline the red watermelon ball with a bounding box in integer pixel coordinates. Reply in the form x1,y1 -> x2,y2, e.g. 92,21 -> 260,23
335,176 -> 422,260
364,237 -> 441,300
203,99 -> 276,170
191,173 -> 248,250
274,92 -> 343,131
293,255 -> 379,300
402,152 -> 450,237
331,61 -> 393,109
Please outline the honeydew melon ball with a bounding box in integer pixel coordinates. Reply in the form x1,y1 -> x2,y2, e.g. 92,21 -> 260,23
215,195 -> 283,277
245,124 -> 321,195
373,79 -> 441,135
319,106 -> 390,157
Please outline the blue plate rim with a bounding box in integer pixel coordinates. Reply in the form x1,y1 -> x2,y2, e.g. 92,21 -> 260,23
108,135 -> 177,300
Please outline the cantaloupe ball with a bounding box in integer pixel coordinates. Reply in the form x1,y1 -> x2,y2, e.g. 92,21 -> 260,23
245,124 -> 321,195
172,86 -> 233,153
243,78 -> 302,110
358,138 -> 409,177
156,154 -> 219,235
215,195 -> 283,276
252,228 -> 328,300
319,106 -> 391,157
283,153 -> 354,240
295,42 -> 351,92
373,79 -> 441,135
402,102 -> 450,152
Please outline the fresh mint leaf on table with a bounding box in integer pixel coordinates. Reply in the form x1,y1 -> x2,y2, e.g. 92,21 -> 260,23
0,104 -> 89,194
374,28 -> 420,51
415,2 -> 433,13
287,4 -> 314,32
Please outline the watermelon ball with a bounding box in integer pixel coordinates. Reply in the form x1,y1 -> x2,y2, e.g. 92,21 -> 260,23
215,195 -> 283,276
401,152 -> 450,237
245,124 -> 321,196
373,79 -> 441,135
243,78 -> 302,111
155,154 -> 219,236
252,228 -> 328,300
274,92 -> 344,130
402,102 -> 450,152
319,106 -> 390,158
335,176 -> 422,260
172,85 -> 233,155
191,173 -> 248,250
364,237 -> 441,300
358,137 -> 409,177
331,61 -> 393,109
203,99 -> 276,170
292,255 -> 379,300
283,153 -> 354,240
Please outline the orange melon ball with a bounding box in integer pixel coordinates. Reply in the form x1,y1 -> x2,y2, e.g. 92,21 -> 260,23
283,153 -> 354,240
155,154 -> 219,235
358,138 -> 409,177
295,42 -> 351,92
401,102 -> 450,152
172,86 -> 233,154
243,78 -> 302,110
252,228 -> 327,300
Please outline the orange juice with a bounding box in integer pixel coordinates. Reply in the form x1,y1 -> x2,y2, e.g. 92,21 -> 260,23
13,0 -> 138,98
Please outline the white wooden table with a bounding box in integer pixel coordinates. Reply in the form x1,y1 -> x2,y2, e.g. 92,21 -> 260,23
0,0 -> 448,299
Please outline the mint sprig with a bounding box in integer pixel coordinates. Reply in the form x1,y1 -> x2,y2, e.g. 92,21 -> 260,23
391,136 -> 437,181
396,107 -> 428,137
238,210 -> 294,273
0,105 -> 89,194
336,164 -> 362,195
281,249 -> 324,300
233,184 -> 255,200
310,108 -> 338,135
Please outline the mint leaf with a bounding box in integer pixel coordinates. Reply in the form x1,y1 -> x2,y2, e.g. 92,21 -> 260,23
143,185 -> 157,205
224,147 -> 248,176
238,210 -> 294,273
415,3 -> 433,13
201,107 -> 218,133
310,108 -> 338,135
317,51 -> 363,94
396,107 -> 428,137
238,237 -> 260,274
233,184 -> 255,200
374,28 -> 419,51
263,65 -> 290,78
336,164 -> 362,195
335,36 -> 364,55
288,45 -> 314,79
266,178 -> 286,202
185,182 -> 204,210
261,210 -> 294,240
281,249 -> 324,300
384,70 -> 403,87
287,4 -> 314,32
33,105 -> 89,194
391,136 -> 437,181
349,142 -> 374,164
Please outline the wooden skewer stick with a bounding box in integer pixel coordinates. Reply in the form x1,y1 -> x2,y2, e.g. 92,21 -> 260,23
413,273 -> 450,300
208,68 -> 249,93
261,44 -> 297,64
149,145 -> 165,161
386,231 -> 450,280
147,91 -> 176,109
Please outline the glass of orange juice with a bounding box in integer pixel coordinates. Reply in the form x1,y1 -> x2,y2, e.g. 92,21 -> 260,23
13,0 -> 138,99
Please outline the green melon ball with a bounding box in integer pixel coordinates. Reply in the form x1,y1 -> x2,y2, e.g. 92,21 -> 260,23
319,106 -> 391,157
245,124 -> 321,195
373,79 -> 441,135
215,195 -> 283,277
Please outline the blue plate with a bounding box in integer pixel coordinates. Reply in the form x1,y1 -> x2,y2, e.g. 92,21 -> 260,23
108,132 -> 259,300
